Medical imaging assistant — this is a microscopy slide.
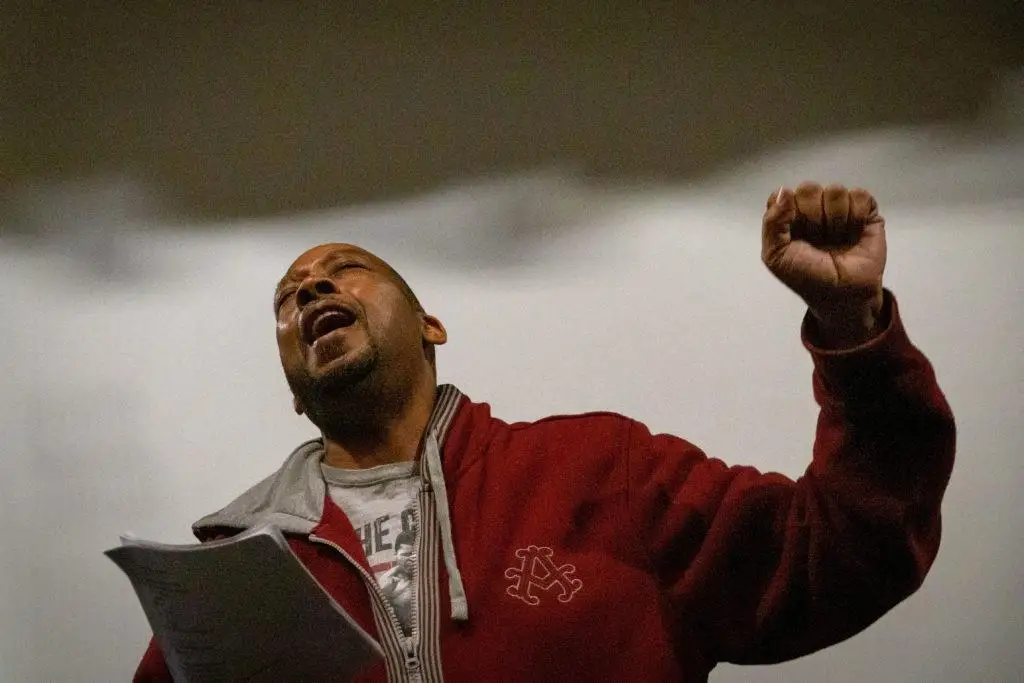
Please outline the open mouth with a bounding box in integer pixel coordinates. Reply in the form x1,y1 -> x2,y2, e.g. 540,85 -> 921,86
303,305 -> 357,344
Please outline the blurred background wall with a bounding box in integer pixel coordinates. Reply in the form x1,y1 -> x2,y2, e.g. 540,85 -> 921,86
4,1 -> 1023,219
1,2 -> 1022,681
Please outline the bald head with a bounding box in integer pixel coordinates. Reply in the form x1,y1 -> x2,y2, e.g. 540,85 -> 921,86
272,242 -> 448,443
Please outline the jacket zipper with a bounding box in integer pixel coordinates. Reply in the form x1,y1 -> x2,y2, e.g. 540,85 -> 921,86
308,532 -> 419,682
404,489 -> 429,683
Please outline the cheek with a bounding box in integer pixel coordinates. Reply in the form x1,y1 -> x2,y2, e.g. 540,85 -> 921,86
374,312 -> 423,357
365,302 -> 406,340
360,288 -> 422,348
275,320 -> 304,362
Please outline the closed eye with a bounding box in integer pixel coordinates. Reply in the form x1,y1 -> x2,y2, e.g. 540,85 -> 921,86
274,288 -> 296,312
273,260 -> 367,312
330,261 -> 367,274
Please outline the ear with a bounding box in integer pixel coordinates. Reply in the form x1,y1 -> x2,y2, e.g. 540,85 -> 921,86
421,313 -> 448,347
292,395 -> 305,416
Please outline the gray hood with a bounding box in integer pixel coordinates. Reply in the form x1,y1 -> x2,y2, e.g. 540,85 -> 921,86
190,384 -> 470,621
192,438 -> 327,537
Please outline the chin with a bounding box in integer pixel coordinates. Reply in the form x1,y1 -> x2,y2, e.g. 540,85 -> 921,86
309,350 -> 376,393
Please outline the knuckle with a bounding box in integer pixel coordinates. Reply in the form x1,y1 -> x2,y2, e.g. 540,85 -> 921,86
823,183 -> 847,198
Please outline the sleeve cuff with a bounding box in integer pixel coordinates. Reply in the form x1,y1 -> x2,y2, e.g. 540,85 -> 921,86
801,289 -> 918,391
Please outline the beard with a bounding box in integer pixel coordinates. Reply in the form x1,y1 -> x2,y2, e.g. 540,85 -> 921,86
286,342 -> 380,432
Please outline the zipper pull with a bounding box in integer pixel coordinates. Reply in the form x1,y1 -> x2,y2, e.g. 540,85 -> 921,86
405,646 -> 422,682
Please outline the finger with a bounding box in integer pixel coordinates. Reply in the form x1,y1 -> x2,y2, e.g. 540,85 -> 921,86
822,183 -> 850,243
849,187 -> 878,225
793,181 -> 824,243
762,186 -> 795,261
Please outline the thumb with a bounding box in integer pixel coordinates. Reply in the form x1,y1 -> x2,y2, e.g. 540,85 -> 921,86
761,186 -> 796,264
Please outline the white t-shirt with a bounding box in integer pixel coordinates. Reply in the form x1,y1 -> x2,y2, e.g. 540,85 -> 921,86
321,461 -> 420,636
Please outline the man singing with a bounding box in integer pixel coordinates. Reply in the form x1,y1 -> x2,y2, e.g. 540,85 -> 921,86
132,182 -> 956,682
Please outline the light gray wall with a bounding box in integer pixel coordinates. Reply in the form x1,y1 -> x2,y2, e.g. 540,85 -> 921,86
1,124 -> 1021,681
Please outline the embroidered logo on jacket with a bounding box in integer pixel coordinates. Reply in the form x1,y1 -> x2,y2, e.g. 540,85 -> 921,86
504,545 -> 582,606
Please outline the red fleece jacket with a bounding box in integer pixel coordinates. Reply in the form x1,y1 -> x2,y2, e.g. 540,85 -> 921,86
131,292 -> 955,682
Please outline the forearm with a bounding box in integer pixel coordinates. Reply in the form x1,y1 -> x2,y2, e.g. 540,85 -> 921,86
805,288 -> 955,534
734,293 -> 952,663
634,290 -> 956,665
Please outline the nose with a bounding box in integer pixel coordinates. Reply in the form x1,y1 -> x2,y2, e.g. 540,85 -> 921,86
295,277 -> 338,307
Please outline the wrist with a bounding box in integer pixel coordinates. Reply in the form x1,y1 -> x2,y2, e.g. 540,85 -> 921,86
809,290 -> 885,349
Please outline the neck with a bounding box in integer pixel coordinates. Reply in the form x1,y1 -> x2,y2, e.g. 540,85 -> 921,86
319,376 -> 438,469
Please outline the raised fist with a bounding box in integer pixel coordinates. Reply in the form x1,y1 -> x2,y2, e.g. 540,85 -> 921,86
762,182 -> 886,344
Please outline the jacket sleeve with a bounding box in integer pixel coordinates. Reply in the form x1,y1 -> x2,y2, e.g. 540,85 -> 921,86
132,637 -> 173,682
626,290 -> 956,665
